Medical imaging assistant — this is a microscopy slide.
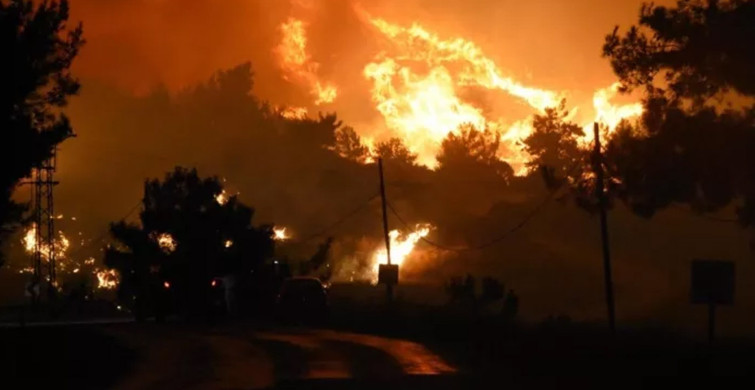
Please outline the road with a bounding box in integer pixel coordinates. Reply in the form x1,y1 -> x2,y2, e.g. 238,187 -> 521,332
107,325 -> 458,389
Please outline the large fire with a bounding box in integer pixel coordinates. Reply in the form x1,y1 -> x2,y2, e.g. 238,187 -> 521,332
362,17 -> 642,173
276,13 -> 643,174
277,18 -> 337,106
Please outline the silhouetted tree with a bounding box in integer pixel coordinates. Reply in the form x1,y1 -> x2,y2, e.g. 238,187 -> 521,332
523,102 -> 587,188
522,102 -> 600,211
437,125 -> 513,180
602,0 -> 755,223
479,277 -> 504,303
333,126 -> 370,163
105,167 -> 274,320
0,0 -> 83,264
375,138 -> 418,166
604,0 -> 754,104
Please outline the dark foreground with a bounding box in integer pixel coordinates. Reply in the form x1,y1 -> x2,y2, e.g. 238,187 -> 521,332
2,321 -> 755,389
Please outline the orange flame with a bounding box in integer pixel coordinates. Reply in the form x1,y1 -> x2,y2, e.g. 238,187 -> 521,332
273,227 -> 289,241
21,224 -> 70,262
280,106 -> 308,120
358,17 -> 642,174
153,232 -> 177,254
277,18 -> 338,105
371,224 -> 432,282
215,190 -> 228,205
96,269 -> 119,290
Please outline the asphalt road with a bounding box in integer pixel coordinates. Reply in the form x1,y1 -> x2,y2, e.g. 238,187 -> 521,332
107,325 -> 458,389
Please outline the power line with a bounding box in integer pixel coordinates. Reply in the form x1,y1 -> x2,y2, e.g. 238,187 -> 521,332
296,192 -> 380,243
386,161 -> 581,252
387,182 -> 565,252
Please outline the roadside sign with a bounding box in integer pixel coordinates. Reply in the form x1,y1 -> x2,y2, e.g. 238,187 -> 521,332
378,264 -> 398,286
691,260 -> 735,305
691,260 -> 735,343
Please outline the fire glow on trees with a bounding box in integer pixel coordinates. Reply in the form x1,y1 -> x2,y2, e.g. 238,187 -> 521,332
362,17 -> 643,173
275,13 -> 643,174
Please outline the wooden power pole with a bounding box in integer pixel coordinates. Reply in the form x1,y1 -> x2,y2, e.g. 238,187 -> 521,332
378,158 -> 394,302
592,123 -> 616,333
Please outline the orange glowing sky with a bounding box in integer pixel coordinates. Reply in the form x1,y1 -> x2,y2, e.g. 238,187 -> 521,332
65,0 -> 657,172
68,0 -> 655,102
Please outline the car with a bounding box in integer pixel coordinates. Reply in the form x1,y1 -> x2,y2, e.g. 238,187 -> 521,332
275,277 -> 329,324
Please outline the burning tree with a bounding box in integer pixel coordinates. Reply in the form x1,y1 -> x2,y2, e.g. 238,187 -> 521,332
0,0 -> 83,265
104,167 -> 274,320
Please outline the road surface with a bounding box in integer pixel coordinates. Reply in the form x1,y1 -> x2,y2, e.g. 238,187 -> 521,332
108,325 -> 457,389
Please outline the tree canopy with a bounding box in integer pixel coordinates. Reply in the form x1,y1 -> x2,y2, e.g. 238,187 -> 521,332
105,167 -> 274,318
600,0 -> 755,224
0,0 -> 83,264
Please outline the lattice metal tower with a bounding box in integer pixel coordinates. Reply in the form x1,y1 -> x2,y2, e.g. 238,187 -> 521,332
30,150 -> 59,293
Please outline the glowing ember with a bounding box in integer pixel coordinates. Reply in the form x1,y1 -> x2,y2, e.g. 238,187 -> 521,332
96,269 -> 119,290
18,267 -> 34,275
224,239 -> 233,248
163,281 -> 171,289
215,190 -> 228,205
277,18 -> 337,105
273,227 -> 289,241
371,224 -> 432,282
84,257 -> 95,265
153,232 -> 177,254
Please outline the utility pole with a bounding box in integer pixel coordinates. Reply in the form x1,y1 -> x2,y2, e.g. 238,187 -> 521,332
378,158 -> 394,302
592,123 -> 616,333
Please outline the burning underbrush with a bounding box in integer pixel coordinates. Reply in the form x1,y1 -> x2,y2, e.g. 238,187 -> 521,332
327,224 -> 444,284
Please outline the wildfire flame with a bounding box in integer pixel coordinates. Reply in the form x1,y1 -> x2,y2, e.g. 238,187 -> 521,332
277,17 -> 337,105
280,106 -> 308,120
154,232 -> 177,254
21,224 -> 70,262
96,269 -> 119,290
273,227 -> 289,241
372,224 -> 432,282
359,17 -> 642,173
215,190 -> 228,205
583,82 -> 644,141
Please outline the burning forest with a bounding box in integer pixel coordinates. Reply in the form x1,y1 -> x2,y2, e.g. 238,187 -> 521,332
2,0 -> 754,338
